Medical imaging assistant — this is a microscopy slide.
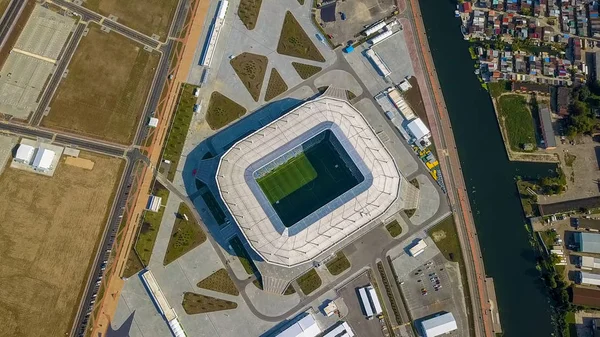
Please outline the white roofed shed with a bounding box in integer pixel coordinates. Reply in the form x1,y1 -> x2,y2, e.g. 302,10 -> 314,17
421,312 -> 458,337
15,144 -> 35,163
32,148 -> 55,171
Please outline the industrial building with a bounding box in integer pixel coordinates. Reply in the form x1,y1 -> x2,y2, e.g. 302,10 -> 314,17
538,106 -> 556,149
201,0 -> 229,67
579,271 -> 600,286
365,49 -> 392,77
580,256 -> 600,270
409,239 -> 428,257
12,140 -> 63,176
358,284 -> 383,319
216,94 -> 417,269
140,271 -> 186,337
421,312 -> 458,337
573,286 -> 600,307
406,118 -> 432,149
273,313 -> 321,337
575,232 -> 600,254
322,321 -> 355,337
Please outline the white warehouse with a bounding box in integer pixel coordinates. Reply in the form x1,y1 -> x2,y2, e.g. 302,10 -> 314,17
579,271 -> 600,286
421,312 -> 458,337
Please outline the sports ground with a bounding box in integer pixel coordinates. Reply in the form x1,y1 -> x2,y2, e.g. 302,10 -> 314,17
256,135 -> 363,227
0,152 -> 123,337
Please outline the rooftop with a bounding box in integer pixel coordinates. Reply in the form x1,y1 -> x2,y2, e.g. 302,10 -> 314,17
216,96 -> 402,267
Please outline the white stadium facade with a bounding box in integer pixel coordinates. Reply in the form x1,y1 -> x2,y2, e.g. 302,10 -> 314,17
216,94 -> 417,270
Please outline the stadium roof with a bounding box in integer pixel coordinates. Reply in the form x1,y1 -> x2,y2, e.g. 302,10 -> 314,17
216,96 -> 402,267
421,312 -> 458,337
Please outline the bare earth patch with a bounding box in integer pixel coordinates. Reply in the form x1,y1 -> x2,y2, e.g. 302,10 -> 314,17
43,24 -> 160,144
264,68 -> 288,101
82,0 -> 179,40
230,52 -> 268,102
206,92 -> 247,130
182,292 -> 238,314
0,152 -> 123,337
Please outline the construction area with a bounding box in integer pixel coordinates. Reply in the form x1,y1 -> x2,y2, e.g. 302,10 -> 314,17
42,23 -> 160,144
0,151 -> 123,337
0,4 -> 75,119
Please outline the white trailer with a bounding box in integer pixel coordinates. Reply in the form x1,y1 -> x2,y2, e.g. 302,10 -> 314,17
358,287 -> 374,319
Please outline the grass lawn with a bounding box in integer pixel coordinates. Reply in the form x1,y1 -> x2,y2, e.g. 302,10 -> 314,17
516,180 -> 538,217
296,268 -> 322,295
83,0 -> 179,40
539,229 -> 558,248
385,220 -> 403,238
123,247 -> 144,278
278,12 -> 325,62
43,24 -> 160,144
326,252 -> 351,276
488,80 -> 510,99
264,68 -> 288,101
284,284 -> 296,295
201,190 -> 227,226
292,62 -> 322,79
498,94 -> 536,151
163,203 -> 206,265
230,52 -> 268,102
237,0 -> 263,30
565,153 -> 577,167
182,292 -> 237,314
162,84 -> 197,181
135,182 -> 170,266
197,269 -> 239,296
229,236 -> 258,275
256,153 -> 317,203
206,91 -> 247,130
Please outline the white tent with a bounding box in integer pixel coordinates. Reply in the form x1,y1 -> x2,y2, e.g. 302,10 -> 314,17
15,144 -> 35,163
421,312 -> 458,337
275,314 -> 321,337
32,148 -> 55,170
407,118 -> 431,141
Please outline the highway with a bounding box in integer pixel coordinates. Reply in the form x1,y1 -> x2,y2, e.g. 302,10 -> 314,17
0,0 -> 25,50
30,22 -> 86,126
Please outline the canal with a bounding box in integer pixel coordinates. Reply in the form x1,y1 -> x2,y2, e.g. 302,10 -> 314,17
418,0 -> 558,335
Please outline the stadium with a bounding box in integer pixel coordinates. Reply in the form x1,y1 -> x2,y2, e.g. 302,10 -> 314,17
216,94 -> 412,268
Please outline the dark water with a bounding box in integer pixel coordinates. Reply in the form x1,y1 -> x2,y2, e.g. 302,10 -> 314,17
418,0 -> 557,335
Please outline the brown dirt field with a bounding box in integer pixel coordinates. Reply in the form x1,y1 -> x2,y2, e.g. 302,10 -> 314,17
83,0 -> 179,40
42,24 -> 160,144
0,152 -> 123,337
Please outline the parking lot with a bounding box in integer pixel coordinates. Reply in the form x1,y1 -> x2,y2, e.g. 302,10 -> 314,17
336,272 -> 385,337
393,252 -> 467,337
316,0 -> 397,46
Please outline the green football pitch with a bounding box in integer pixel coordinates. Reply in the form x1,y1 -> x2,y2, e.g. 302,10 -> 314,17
257,153 -> 317,203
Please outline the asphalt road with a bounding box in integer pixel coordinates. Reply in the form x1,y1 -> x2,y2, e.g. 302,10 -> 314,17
30,22 -> 86,126
0,0 -> 25,50
51,0 -> 160,49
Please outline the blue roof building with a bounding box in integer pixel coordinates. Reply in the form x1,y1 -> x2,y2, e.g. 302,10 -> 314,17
576,232 -> 600,254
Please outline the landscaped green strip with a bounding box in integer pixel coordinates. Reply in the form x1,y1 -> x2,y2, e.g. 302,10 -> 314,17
163,203 -> 207,265
296,268 -> 322,295
135,183 -> 170,266
498,94 -> 536,151
237,0 -> 263,30
385,220 -> 403,238
230,52 -> 268,102
229,236 -> 258,275
197,269 -> 239,296
256,153 -> 317,203
182,292 -> 238,314
292,62 -> 322,80
325,252 -> 351,276
206,91 -> 247,130
278,11 -> 325,62
264,68 -> 288,101
162,84 -> 198,181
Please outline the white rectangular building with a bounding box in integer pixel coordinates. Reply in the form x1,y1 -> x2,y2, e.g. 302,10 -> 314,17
421,312 -> 458,337
365,49 -> 392,77
407,118 -> 431,143
358,287 -> 374,318
32,148 -> 55,171
141,271 -> 186,337
322,321 -> 355,337
367,286 -> 383,315
15,144 -> 35,164
409,239 -> 428,257
579,271 -> 600,286
580,256 -> 600,270
274,314 -> 321,337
